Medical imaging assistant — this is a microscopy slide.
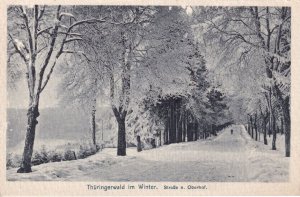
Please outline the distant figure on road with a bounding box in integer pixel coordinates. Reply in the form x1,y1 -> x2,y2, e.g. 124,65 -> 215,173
231,129 -> 233,135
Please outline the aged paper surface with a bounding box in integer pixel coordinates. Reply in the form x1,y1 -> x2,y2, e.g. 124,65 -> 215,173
0,0 -> 300,195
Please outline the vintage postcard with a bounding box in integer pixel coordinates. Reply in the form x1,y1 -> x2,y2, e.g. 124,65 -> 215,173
0,0 -> 300,196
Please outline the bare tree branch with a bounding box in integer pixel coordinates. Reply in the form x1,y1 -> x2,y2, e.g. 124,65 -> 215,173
38,5 -> 45,20
40,58 -> 58,93
37,5 -> 62,94
8,33 -> 29,63
37,27 -> 52,36
20,6 -> 34,56
62,50 -> 91,61
64,37 -> 83,43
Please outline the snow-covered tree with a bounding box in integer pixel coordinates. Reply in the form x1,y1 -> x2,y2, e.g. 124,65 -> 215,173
193,6 -> 291,156
7,5 -> 107,173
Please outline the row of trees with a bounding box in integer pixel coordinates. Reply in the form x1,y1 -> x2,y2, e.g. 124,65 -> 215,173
61,6 -> 232,153
8,5 -> 213,172
192,7 -> 291,156
130,89 -> 230,147
7,5 -> 291,173
124,35 -> 231,147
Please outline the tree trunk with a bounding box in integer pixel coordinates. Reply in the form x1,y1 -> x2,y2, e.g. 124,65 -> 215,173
258,123 -> 260,141
112,106 -> 127,156
137,135 -> 142,152
117,117 -> 126,156
268,88 -> 273,138
164,102 -> 170,145
164,118 -> 169,145
262,108 -> 269,145
193,122 -> 196,140
254,113 -> 258,141
273,83 -> 290,157
195,122 -> 199,140
170,100 -> 176,144
159,130 -> 162,147
250,116 -> 254,138
174,101 -> 179,143
283,97 -> 290,157
263,117 -> 268,145
268,121 -> 271,137
281,117 -> 284,135
284,120 -> 291,157
182,112 -> 186,142
17,105 -> 39,173
247,117 -> 250,135
177,117 -> 182,143
272,114 -> 276,150
187,121 -> 193,142
91,102 -> 96,146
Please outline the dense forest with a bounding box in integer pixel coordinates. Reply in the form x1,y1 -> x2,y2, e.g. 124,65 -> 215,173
7,5 -> 290,174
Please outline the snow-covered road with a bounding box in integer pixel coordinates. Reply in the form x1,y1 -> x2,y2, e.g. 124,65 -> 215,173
7,125 -> 289,182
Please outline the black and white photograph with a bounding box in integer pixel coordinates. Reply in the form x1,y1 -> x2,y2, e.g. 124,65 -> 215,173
3,1 -> 295,188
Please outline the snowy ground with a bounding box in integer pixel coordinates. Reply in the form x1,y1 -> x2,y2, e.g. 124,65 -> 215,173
6,125 -> 289,182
